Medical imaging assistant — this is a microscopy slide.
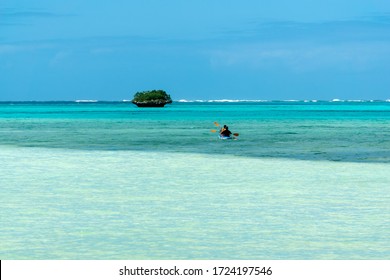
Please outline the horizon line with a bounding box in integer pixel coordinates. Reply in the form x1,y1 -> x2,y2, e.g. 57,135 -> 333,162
1,99 -> 390,103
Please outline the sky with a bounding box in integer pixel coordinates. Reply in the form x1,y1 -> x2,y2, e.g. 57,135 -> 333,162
1,0 -> 390,101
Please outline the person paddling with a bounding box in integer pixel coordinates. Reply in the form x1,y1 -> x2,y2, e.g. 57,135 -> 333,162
220,125 -> 232,137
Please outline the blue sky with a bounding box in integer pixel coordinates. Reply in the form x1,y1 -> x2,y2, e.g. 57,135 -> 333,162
1,0 -> 390,101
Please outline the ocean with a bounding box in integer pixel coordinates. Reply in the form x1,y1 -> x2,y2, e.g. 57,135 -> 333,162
0,101 -> 389,259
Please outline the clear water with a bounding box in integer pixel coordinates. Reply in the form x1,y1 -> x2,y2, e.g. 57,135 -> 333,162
1,101 -> 389,259
1,101 -> 390,162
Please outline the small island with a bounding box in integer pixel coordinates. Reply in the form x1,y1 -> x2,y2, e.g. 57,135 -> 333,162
131,90 -> 172,107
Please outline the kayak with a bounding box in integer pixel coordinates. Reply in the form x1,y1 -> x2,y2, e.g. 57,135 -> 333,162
218,135 -> 233,140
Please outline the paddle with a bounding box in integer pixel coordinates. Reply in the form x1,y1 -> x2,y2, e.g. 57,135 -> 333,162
211,122 -> 221,133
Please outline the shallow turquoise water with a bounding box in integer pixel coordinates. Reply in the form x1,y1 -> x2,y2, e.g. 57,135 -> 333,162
1,101 -> 390,162
0,102 -> 389,259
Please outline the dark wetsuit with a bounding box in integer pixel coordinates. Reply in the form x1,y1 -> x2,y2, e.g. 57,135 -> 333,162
220,129 -> 232,137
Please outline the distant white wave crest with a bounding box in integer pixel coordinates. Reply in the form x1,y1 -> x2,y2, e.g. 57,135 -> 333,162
177,99 -> 269,103
68,99 -> 390,103
177,99 -> 390,103
75,100 -> 98,103
331,99 -> 390,103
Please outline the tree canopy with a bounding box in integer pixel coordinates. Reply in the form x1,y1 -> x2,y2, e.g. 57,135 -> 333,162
132,90 -> 172,103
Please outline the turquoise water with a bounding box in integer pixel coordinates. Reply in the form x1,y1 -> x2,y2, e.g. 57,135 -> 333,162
1,101 -> 389,259
2,101 -> 390,162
